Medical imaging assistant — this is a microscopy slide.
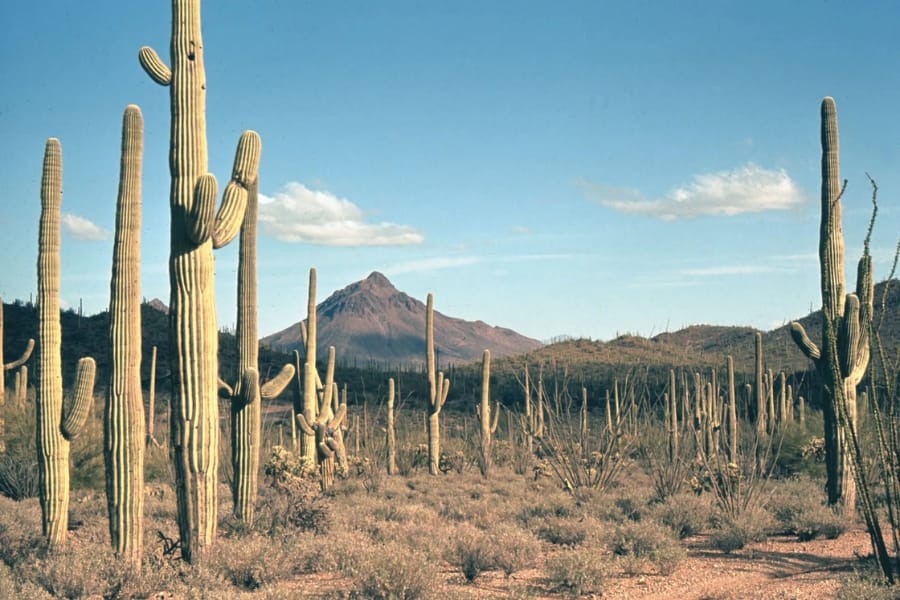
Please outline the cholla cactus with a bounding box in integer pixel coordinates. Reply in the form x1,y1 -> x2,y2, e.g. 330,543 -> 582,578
36,138 -> 97,547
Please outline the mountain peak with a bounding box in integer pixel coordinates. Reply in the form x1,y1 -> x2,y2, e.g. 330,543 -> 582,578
361,271 -> 394,289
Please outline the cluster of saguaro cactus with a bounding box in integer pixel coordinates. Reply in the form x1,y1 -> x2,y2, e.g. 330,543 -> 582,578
790,96 -> 875,516
104,105 -> 146,565
139,0 -> 261,562
218,170 -> 294,525
36,138 -> 98,547
477,349 -> 499,477
297,347 -> 347,490
425,294 -> 451,475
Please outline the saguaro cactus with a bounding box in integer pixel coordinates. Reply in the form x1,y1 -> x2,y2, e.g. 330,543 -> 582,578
790,96 -> 874,515
300,268 -> 319,465
425,294 -> 450,475
105,105 -> 145,565
139,0 -> 261,562
219,174 -> 294,525
477,350 -> 499,477
296,381 -> 347,491
0,299 -> 35,405
386,378 -> 397,475
36,138 -> 97,546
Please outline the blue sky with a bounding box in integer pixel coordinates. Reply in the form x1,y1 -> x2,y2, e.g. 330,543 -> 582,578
2,1 -> 899,343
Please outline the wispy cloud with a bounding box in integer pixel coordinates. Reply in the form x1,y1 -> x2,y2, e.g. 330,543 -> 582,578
680,265 -> 774,277
258,182 -> 424,246
583,164 -> 806,220
61,213 -> 110,241
383,256 -> 481,276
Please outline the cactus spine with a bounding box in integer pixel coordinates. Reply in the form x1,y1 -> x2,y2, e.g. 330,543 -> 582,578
425,294 -> 450,475
790,96 -> 874,515
105,106 -> 145,565
36,138 -> 97,546
139,0 -> 261,562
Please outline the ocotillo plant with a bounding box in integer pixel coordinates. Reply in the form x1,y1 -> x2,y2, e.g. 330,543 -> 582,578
0,298 -> 35,404
425,294 -> 450,475
36,138 -> 97,547
139,0 -> 261,562
105,105 -> 145,565
790,97 -> 874,516
477,350 -> 499,477
220,173 -> 294,525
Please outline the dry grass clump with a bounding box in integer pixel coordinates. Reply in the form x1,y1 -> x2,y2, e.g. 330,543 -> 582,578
708,504 -> 775,553
650,491 -> 712,539
344,539 -> 441,600
608,519 -> 686,575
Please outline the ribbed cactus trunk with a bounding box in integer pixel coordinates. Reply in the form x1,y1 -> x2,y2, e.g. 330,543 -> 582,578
425,294 -> 449,475
479,350 -> 493,477
301,268 -> 318,465
232,177 -> 261,524
36,139 -> 96,547
386,378 -> 397,475
105,106 -> 145,565
139,0 -> 259,562
790,97 -> 873,517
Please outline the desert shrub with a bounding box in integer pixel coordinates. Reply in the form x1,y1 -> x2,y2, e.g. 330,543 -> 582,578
773,416 -> 826,478
608,520 -> 685,575
446,524 -> 497,582
213,534 -> 291,591
0,401 -> 40,500
545,546 -> 607,598
67,412 -> 106,492
709,505 -> 774,553
837,566 -> 900,600
614,492 -> 648,522
766,476 -> 846,540
491,523 -> 540,577
650,491 -> 710,539
346,542 -> 439,600
536,516 -> 587,546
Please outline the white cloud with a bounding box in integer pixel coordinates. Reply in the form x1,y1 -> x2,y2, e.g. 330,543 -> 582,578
61,213 -> 110,241
383,256 -> 481,275
585,164 -> 806,220
680,265 -> 773,277
258,182 -> 423,246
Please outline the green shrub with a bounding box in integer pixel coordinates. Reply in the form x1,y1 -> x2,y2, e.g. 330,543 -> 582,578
608,520 -> 685,575
545,547 -> 607,598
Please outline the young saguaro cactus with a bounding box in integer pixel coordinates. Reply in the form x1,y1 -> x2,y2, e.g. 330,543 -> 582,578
477,349 -> 499,477
139,0 -> 261,562
386,377 -> 397,475
105,105 -> 145,565
219,174 -> 294,525
36,138 -> 97,547
790,96 -> 874,515
425,294 -> 450,475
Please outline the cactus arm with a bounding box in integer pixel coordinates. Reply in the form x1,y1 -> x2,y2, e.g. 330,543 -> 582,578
4,339 -> 34,371
439,375 -> 450,408
187,174 -> 217,245
330,403 -> 348,431
819,97 -> 846,322
60,357 -> 96,440
212,132 -> 261,249
218,377 -> 234,398
296,413 -> 315,437
319,440 -> 335,459
260,364 -> 296,400
426,294 -> 436,404
491,402 -> 501,434
320,346 -> 336,417
790,322 -> 821,362
238,368 -> 259,407
138,46 -> 172,86
838,294 -> 861,378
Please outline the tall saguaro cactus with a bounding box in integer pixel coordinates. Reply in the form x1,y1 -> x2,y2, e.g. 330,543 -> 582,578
219,175 -> 294,525
36,138 -> 97,546
105,106 -> 145,565
139,0 -> 261,562
477,350 -> 499,477
425,294 -> 450,475
790,96 -> 874,515
300,268 -> 319,465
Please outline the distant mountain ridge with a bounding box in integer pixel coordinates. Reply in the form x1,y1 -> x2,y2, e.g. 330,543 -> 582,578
261,272 -> 544,365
